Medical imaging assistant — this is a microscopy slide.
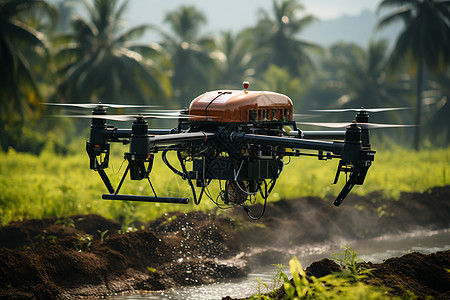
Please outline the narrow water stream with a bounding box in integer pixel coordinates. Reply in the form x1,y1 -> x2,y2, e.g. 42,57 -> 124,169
113,228 -> 450,300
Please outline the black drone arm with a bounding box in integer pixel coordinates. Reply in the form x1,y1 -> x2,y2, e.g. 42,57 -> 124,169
151,132 -> 214,146
287,130 -> 346,140
104,128 -> 176,139
230,132 -> 345,154
229,124 -> 375,206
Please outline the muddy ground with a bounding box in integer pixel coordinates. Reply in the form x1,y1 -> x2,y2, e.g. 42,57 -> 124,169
0,186 -> 449,299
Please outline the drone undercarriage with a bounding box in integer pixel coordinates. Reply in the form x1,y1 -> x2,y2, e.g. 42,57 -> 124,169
86,111 -> 375,220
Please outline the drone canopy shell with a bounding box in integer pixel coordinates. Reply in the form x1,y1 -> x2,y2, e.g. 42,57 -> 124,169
189,90 -> 293,123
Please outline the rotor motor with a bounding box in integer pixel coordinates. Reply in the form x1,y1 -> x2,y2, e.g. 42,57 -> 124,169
127,117 -> 152,180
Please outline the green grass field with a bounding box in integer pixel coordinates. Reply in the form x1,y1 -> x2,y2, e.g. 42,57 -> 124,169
1,142 -> 449,225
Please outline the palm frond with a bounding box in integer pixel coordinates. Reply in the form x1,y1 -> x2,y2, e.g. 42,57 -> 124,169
114,24 -> 152,45
377,6 -> 411,29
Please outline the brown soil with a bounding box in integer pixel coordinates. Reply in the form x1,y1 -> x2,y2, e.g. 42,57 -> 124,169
364,251 -> 450,299
224,251 -> 450,300
0,186 -> 449,299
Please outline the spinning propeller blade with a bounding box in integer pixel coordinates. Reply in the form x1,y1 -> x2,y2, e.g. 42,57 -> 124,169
142,110 -> 220,120
45,103 -> 158,109
143,109 -> 185,113
297,122 -> 416,129
52,113 -> 207,121
310,107 -> 411,113
56,114 -> 191,121
292,113 -> 320,120
139,110 -> 188,117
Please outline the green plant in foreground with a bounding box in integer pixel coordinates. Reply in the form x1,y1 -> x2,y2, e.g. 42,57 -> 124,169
272,263 -> 289,290
97,229 -> 109,243
32,230 -> 56,248
73,233 -> 93,252
252,278 -> 271,300
251,264 -> 288,300
284,256 -> 311,299
118,222 -> 138,235
54,217 -> 75,228
331,247 -> 372,279
253,255 -> 400,300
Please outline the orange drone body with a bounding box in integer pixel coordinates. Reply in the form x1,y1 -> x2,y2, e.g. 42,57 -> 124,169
189,90 -> 293,123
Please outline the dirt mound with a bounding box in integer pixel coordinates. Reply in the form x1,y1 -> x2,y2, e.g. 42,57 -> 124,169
0,186 -> 449,299
0,212 -> 247,299
366,250 -> 450,299
305,250 -> 450,300
0,214 -> 121,250
234,186 -> 450,248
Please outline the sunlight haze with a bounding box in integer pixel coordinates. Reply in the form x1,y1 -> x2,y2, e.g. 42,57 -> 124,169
125,0 -> 382,45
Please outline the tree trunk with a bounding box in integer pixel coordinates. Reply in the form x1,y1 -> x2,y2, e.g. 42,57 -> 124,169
413,60 -> 423,151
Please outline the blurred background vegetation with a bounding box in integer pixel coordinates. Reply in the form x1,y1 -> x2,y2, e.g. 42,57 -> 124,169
0,0 -> 449,223
1,0 -> 449,152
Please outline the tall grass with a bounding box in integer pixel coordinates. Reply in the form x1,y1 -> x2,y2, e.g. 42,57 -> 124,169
1,143 -> 449,225
274,146 -> 450,200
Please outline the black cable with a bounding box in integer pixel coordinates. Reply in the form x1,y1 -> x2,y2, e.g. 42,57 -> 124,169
244,197 -> 267,220
111,159 -> 127,175
244,179 -> 275,220
162,146 -> 184,178
204,92 -> 227,120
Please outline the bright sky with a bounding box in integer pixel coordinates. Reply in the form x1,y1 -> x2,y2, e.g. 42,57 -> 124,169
302,0 -> 379,19
124,0 -> 381,42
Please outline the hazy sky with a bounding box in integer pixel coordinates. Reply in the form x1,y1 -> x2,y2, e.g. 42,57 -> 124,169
297,0 -> 379,19
124,0 -> 381,42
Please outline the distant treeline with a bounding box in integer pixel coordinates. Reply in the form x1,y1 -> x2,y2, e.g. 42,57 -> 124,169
1,0 -> 449,152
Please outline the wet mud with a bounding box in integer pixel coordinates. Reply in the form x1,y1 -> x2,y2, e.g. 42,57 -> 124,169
0,186 -> 449,299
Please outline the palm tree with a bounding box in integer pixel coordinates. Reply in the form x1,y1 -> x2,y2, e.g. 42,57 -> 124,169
256,64 -> 305,110
325,40 -> 412,112
377,0 -> 450,150
153,6 -> 218,107
55,0 -> 170,105
423,67 -> 450,145
250,0 -> 322,78
215,30 -> 258,89
0,0 -> 57,124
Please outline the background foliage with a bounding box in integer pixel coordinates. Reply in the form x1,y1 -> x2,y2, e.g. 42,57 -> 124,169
1,143 -> 448,225
1,0 -> 449,150
1,0 -> 449,223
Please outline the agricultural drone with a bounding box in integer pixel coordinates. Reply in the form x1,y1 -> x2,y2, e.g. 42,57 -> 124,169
49,82 -> 409,219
